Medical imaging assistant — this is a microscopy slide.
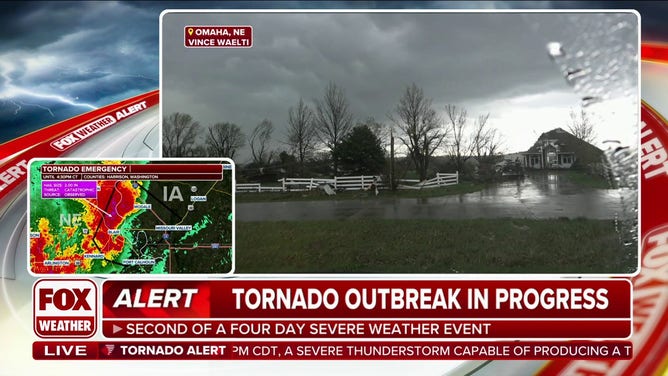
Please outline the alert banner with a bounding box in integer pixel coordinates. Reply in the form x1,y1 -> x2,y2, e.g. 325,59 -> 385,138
100,279 -> 631,340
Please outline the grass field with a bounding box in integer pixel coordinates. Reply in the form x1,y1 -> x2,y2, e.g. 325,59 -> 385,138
235,218 -> 636,274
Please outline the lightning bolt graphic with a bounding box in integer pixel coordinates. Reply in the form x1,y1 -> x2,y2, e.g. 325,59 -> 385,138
0,61 -> 98,117
5,99 -> 54,117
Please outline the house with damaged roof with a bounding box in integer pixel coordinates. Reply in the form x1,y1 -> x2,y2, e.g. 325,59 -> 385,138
521,128 -> 603,169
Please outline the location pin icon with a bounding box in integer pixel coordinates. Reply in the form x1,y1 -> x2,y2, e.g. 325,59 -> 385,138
188,28 -> 194,36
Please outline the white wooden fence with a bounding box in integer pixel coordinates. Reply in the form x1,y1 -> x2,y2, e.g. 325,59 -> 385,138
334,175 -> 384,191
279,177 -> 336,191
397,172 -> 459,190
236,172 -> 458,193
236,183 -> 283,193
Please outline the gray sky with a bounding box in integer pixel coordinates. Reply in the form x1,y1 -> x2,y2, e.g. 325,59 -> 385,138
162,11 -> 638,162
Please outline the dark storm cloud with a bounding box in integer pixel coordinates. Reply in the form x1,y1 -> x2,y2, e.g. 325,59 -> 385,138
0,1 -> 162,142
0,2 -> 82,50
163,12 -> 557,115
0,2 -> 159,105
162,11 -> 638,158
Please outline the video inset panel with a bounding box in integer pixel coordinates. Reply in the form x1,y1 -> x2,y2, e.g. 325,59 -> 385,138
161,11 -> 638,274
28,159 -> 234,275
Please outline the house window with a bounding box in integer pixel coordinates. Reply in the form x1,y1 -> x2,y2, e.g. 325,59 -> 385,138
562,155 -> 573,164
547,152 -> 558,166
531,156 -> 540,166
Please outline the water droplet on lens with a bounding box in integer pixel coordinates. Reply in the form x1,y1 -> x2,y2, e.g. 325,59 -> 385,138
565,68 -> 589,83
581,96 -> 601,107
547,42 -> 564,58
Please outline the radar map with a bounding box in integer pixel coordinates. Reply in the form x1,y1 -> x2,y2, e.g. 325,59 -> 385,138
28,159 -> 234,274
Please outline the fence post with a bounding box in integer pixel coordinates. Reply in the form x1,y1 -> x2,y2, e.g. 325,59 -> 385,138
280,178 -> 286,192
361,175 -> 365,190
456,171 -> 459,184
310,177 -> 313,191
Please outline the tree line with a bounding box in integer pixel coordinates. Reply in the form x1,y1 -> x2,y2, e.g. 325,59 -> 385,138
163,81 -> 503,181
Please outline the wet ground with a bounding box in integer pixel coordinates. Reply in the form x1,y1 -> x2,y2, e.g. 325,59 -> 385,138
237,171 -> 634,222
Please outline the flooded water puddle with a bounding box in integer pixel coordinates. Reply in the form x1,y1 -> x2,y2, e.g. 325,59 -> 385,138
237,173 -> 630,222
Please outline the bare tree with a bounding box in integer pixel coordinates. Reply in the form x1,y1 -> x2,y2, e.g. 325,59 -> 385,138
286,97 -> 317,174
314,82 -> 354,174
567,108 -> 596,144
444,104 -> 470,172
248,119 -> 274,165
390,83 -> 446,181
469,113 -> 502,160
206,122 -> 245,158
446,107 -> 503,172
162,112 -> 200,157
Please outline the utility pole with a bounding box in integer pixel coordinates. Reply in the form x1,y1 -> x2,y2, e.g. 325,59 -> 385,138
390,128 -> 396,190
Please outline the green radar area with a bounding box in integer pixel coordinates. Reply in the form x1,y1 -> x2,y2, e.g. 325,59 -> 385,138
28,159 -> 234,275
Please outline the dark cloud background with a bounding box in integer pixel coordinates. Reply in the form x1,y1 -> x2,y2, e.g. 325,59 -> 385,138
0,1 -> 659,146
0,1 -> 159,142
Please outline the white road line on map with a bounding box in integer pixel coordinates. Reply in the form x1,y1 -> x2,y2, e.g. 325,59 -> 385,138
87,200 -> 112,217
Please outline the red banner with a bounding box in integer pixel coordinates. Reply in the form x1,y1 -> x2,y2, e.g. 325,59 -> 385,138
39,163 -> 223,173
184,25 -> 252,48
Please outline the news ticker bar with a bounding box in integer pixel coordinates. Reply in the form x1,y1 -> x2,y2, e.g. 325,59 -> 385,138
100,319 -> 631,339
33,341 -> 633,361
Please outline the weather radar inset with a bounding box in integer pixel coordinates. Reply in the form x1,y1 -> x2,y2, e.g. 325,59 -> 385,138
28,159 -> 234,275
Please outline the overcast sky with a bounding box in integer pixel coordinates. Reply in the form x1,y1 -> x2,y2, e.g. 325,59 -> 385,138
162,11 -> 638,161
